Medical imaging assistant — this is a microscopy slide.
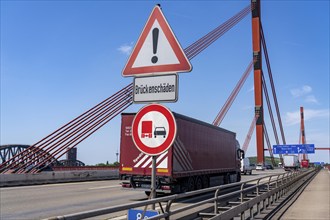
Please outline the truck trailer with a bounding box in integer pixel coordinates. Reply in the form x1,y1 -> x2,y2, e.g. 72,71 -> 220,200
301,159 -> 309,168
283,155 -> 299,171
120,112 -> 244,194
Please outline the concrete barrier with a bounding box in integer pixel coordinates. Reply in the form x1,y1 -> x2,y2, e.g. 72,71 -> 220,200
0,169 -> 119,187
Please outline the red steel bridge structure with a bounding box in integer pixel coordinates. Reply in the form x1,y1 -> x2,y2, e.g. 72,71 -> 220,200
1,0 -> 325,174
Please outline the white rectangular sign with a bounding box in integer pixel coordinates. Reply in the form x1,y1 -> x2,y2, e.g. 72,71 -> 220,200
133,74 -> 178,103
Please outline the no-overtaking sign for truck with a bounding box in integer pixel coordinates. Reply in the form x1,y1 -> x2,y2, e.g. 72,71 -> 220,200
132,104 -> 177,156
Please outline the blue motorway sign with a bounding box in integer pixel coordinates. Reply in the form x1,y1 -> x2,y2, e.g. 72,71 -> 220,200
272,144 -> 315,154
127,209 -> 158,220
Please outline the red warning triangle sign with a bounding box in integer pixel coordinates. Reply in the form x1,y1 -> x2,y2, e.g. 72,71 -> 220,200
122,5 -> 192,77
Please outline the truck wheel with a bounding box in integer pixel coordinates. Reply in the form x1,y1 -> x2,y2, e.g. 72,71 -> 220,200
187,177 -> 195,191
236,172 -> 241,182
224,173 -> 231,184
180,177 -> 195,193
195,177 -> 203,190
202,175 -> 209,188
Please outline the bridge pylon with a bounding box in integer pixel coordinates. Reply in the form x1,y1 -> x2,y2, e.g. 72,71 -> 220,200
251,0 -> 265,164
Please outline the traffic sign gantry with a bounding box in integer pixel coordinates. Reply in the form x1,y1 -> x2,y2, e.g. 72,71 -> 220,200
122,5 -> 192,77
131,104 -> 177,156
272,144 -> 315,154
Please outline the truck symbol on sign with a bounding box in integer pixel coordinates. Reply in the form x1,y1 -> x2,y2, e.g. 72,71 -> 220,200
141,121 -> 153,138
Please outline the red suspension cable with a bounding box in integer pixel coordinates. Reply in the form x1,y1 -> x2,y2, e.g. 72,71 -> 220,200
260,24 -> 286,144
263,123 -> 276,166
2,86 -> 133,173
1,4 -> 253,173
0,83 -> 133,172
213,60 -> 253,126
185,5 -> 251,59
16,90 -> 133,173
29,97 -> 133,173
262,74 -> 280,145
242,114 -> 258,152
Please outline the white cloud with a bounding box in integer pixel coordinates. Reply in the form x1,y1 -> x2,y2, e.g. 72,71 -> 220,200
285,108 -> 329,126
117,42 -> 134,55
290,85 -> 312,98
305,95 -> 319,104
248,86 -> 254,93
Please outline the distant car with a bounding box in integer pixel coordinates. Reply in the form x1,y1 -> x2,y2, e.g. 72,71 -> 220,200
154,127 -> 166,138
265,164 -> 274,170
256,163 -> 265,171
250,163 -> 256,170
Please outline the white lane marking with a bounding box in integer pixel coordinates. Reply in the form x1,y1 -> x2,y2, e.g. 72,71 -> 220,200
1,181 -> 121,191
88,185 -> 121,190
108,216 -> 127,220
1,181 -> 94,190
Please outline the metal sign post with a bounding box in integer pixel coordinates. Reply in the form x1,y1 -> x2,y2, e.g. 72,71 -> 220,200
151,155 -> 157,209
123,4 -> 189,211
131,104 -> 177,210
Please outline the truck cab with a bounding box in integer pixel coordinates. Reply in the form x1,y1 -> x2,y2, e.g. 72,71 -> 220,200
241,158 -> 252,175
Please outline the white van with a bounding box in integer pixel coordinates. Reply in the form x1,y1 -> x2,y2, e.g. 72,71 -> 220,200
241,158 -> 253,175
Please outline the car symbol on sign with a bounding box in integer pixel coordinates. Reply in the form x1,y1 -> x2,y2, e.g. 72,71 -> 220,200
154,127 -> 166,138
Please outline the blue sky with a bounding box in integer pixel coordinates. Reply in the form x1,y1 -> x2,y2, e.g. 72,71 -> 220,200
1,1 -> 329,165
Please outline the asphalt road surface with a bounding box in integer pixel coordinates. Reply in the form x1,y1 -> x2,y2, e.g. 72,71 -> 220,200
0,180 -> 145,219
0,169 -> 285,220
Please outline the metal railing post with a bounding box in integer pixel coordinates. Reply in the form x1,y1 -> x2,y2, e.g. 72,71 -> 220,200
215,188 -> 221,214
285,172 -> 290,193
240,182 -> 245,220
275,174 -> 281,201
240,182 -> 246,203
256,177 -> 262,213
165,200 -> 173,220
267,176 -> 272,206
256,178 -> 262,196
250,206 -> 254,219
280,173 -> 286,196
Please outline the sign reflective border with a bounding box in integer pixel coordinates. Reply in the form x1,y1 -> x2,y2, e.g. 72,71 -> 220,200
131,104 -> 177,156
122,5 -> 191,77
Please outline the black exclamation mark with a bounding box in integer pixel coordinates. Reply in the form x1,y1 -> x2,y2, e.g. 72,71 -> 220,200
151,28 -> 159,64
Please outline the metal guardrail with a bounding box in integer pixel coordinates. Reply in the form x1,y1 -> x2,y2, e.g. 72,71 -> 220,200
45,168 -> 318,220
205,169 -> 318,220
1,169 -> 119,187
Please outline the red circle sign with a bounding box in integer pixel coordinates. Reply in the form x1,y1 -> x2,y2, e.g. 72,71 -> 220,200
132,104 -> 177,156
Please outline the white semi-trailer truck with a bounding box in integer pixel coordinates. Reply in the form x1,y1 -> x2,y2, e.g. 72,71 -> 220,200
283,155 -> 299,171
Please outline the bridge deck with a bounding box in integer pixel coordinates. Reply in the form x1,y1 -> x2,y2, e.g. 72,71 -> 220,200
282,169 -> 330,219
